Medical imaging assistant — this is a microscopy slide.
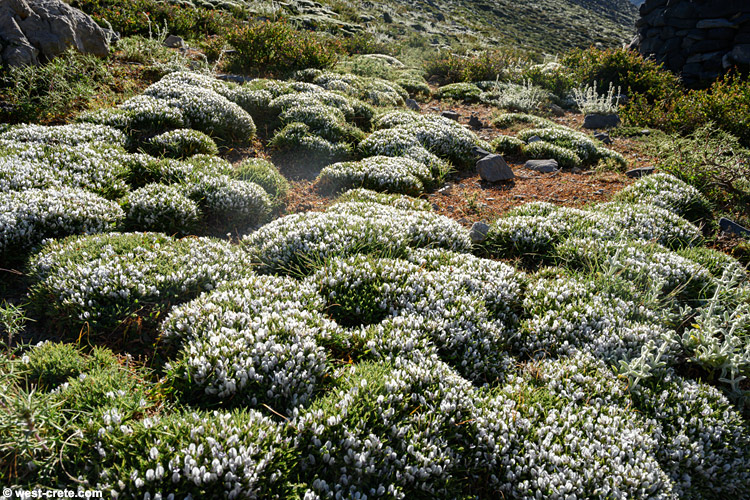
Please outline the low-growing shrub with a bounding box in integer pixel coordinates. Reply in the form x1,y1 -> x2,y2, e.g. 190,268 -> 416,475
122,183 -> 201,235
491,135 -> 525,155
480,81 -> 551,113
28,232 -> 250,337
613,172 -> 712,222
335,188 -> 432,211
423,49 -> 518,83
187,175 -> 272,232
316,156 -> 435,196
491,112 -> 557,129
523,141 -> 582,168
143,128 -> 219,158
269,122 -> 352,166
0,187 -> 123,260
436,82 -> 482,103
233,157 -> 290,204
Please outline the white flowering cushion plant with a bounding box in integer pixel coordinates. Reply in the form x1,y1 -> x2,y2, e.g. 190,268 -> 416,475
122,183 -> 201,235
0,187 -> 123,259
316,156 -> 436,196
0,122 -> 127,147
614,172 -> 712,222
27,232 -> 251,336
334,188 -> 432,211
144,128 -> 219,159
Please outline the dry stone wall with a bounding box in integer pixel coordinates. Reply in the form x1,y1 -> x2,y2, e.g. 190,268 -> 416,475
631,0 -> 750,86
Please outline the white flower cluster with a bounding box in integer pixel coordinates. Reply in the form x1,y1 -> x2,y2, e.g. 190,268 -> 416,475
270,90 -> 356,121
96,409 -> 291,499
28,232 -> 250,334
278,101 -> 363,144
161,275 -> 336,412
145,128 -> 219,159
500,358 -> 676,499
631,371 -> 750,497
309,254 -> 518,381
123,183 -> 201,235
242,202 -> 471,275
485,201 -> 703,260
0,123 -> 127,147
491,134 -> 525,155
316,155 -> 433,196
0,142 -> 130,197
293,357 -> 528,498
335,188 -> 432,212
614,172 -> 712,221
0,187 -> 123,257
491,112 -> 557,129
518,126 -> 599,162
436,82 -> 482,102
119,72 -> 257,141
518,275 -> 637,358
77,107 -> 134,130
372,111 -> 489,168
269,123 -> 352,162
186,174 -> 272,232
556,237 -> 715,299
311,72 -> 407,107
523,140 -> 583,168
358,127 -> 449,175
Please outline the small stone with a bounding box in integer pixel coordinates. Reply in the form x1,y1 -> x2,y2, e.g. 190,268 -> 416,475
441,110 -> 459,121
719,217 -> 750,237
583,113 -> 621,129
524,159 -> 559,173
468,115 -> 483,129
594,132 -> 612,145
471,145 -> 492,159
527,135 -> 542,143
548,104 -> 565,116
383,11 -> 393,23
513,194 -> 526,200
477,154 -> 514,182
163,34 -> 184,48
405,98 -> 420,111
625,166 -> 656,178
469,221 -> 491,244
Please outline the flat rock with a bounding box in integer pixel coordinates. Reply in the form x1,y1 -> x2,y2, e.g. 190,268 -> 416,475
526,135 -> 542,144
594,132 -> 612,145
405,98 -> 420,111
524,159 -> 559,173
469,221 -> 491,244
625,166 -> 656,178
163,34 -> 184,48
441,110 -> 459,121
471,145 -> 492,158
696,18 -> 736,29
477,154 -> 514,182
583,113 -> 621,129
719,217 -> 750,237
468,115 -> 483,129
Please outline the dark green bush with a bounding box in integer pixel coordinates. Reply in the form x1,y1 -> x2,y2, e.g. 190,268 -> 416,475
423,50 -> 521,84
563,48 -> 681,104
225,20 -> 340,76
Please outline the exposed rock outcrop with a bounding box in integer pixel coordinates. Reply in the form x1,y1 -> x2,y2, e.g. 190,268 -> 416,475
0,0 -> 115,67
631,0 -> 750,86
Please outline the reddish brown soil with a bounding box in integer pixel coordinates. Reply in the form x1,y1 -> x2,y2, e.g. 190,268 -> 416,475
233,98 -> 661,224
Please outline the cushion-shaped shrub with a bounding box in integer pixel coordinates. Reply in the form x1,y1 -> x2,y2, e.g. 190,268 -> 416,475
233,157 -> 290,203
187,175 -> 272,232
144,128 -> 218,159
436,82 -> 482,102
117,95 -> 187,131
491,112 -> 557,129
358,127 -> 448,175
522,140 -> 582,169
614,172 -> 712,222
480,82 -> 551,113
242,202 -> 472,275
518,126 -> 599,162
631,371 -> 750,498
278,102 -> 365,144
27,232 -> 250,336
316,156 -> 434,196
335,188 -> 432,211
294,357 -> 527,497
76,107 -> 134,130
0,123 -> 127,147
491,135 -> 525,155
122,183 -> 201,235
269,122 -> 352,165
0,142 -> 130,198
675,246 -> 747,281
161,275 -> 337,413
0,187 -> 123,259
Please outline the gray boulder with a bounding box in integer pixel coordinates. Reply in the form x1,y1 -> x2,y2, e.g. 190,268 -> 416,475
0,0 -> 114,67
524,159 -> 559,173
625,166 -> 655,178
441,110 -> 459,121
405,98 -> 420,111
477,154 -> 514,182
163,34 -> 185,49
469,221 -> 491,244
719,217 -> 750,237
583,113 -> 621,129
